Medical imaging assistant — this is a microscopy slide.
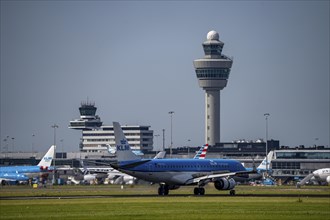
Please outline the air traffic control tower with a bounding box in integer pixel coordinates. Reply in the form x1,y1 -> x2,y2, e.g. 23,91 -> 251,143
193,30 -> 233,146
69,101 -> 103,130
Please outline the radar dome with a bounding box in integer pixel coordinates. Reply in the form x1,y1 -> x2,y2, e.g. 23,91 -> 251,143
206,30 -> 219,41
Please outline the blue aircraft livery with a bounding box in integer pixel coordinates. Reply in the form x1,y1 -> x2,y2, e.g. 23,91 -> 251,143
111,122 -> 254,196
0,145 -> 55,184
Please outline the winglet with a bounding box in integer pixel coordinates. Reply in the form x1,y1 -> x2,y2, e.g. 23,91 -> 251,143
113,122 -> 140,161
37,145 -> 56,167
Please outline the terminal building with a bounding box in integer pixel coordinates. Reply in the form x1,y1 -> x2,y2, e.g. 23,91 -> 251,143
271,149 -> 330,183
81,125 -> 153,152
69,101 -> 154,152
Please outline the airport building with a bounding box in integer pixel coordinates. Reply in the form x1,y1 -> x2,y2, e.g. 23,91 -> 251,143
271,149 -> 330,183
69,101 -> 153,152
193,30 -> 233,146
69,101 -> 103,130
81,125 -> 153,152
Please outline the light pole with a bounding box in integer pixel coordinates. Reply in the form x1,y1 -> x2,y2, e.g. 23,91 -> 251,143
51,124 -> 58,184
187,139 -> 191,158
314,138 -> 319,148
5,136 -> 9,157
11,137 -> 15,153
264,113 -> 270,176
168,111 -> 174,158
32,134 -> 35,157
60,139 -> 64,159
162,129 -> 165,151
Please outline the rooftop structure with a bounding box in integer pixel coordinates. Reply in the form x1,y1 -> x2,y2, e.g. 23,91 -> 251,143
69,101 -> 103,130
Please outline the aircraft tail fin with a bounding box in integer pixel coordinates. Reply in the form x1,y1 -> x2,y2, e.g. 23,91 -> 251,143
257,151 -> 274,170
37,145 -> 56,167
193,144 -> 208,159
113,122 -> 140,162
154,151 -> 166,159
106,145 -> 116,154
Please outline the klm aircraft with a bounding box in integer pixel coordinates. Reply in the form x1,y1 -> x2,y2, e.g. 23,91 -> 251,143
111,122 -> 253,196
0,145 -> 55,184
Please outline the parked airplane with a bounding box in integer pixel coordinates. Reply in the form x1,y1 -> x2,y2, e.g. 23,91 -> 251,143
235,151 -> 274,182
297,168 -> 330,188
111,122 -> 253,196
0,145 -> 55,185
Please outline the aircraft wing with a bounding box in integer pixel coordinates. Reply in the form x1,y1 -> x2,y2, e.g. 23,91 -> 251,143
191,170 -> 255,184
110,160 -> 151,170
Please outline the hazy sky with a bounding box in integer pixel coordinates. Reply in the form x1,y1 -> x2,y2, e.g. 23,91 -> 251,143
1,1 -> 329,153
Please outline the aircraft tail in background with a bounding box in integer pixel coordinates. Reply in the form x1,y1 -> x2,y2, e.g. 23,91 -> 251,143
37,145 -> 56,168
193,144 -> 208,159
154,151 -> 166,159
113,122 -> 140,162
257,151 -> 274,170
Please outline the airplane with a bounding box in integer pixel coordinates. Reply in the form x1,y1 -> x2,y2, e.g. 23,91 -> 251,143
0,145 -> 55,185
235,151 -> 274,182
296,168 -> 330,188
111,122 -> 254,196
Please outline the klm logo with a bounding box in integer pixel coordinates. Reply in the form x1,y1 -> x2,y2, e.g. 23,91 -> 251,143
43,156 -> 53,162
117,139 -> 130,151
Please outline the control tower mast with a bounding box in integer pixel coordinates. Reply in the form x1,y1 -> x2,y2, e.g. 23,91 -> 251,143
193,30 -> 233,146
69,100 -> 103,130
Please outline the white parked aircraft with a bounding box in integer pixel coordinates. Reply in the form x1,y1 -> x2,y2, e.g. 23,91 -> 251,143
297,168 -> 330,187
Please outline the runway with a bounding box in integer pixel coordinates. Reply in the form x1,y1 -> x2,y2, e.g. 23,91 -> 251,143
1,193 -> 329,200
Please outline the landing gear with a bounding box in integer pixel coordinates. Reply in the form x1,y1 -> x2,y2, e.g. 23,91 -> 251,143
229,189 -> 236,196
194,187 -> 205,196
158,184 -> 169,196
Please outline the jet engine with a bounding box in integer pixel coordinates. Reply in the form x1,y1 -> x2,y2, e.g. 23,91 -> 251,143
214,178 -> 236,190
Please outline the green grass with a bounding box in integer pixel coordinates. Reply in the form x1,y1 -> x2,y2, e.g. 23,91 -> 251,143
1,197 -> 329,220
1,184 -> 329,197
0,185 -> 329,219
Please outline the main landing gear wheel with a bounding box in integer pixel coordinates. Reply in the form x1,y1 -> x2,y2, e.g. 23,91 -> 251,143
158,184 -> 169,196
194,187 -> 205,196
229,190 -> 236,196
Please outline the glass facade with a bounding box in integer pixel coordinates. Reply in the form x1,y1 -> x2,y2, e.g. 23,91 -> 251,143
272,162 -> 300,169
276,151 -> 330,159
196,68 -> 230,79
203,44 -> 223,55
79,106 -> 97,116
